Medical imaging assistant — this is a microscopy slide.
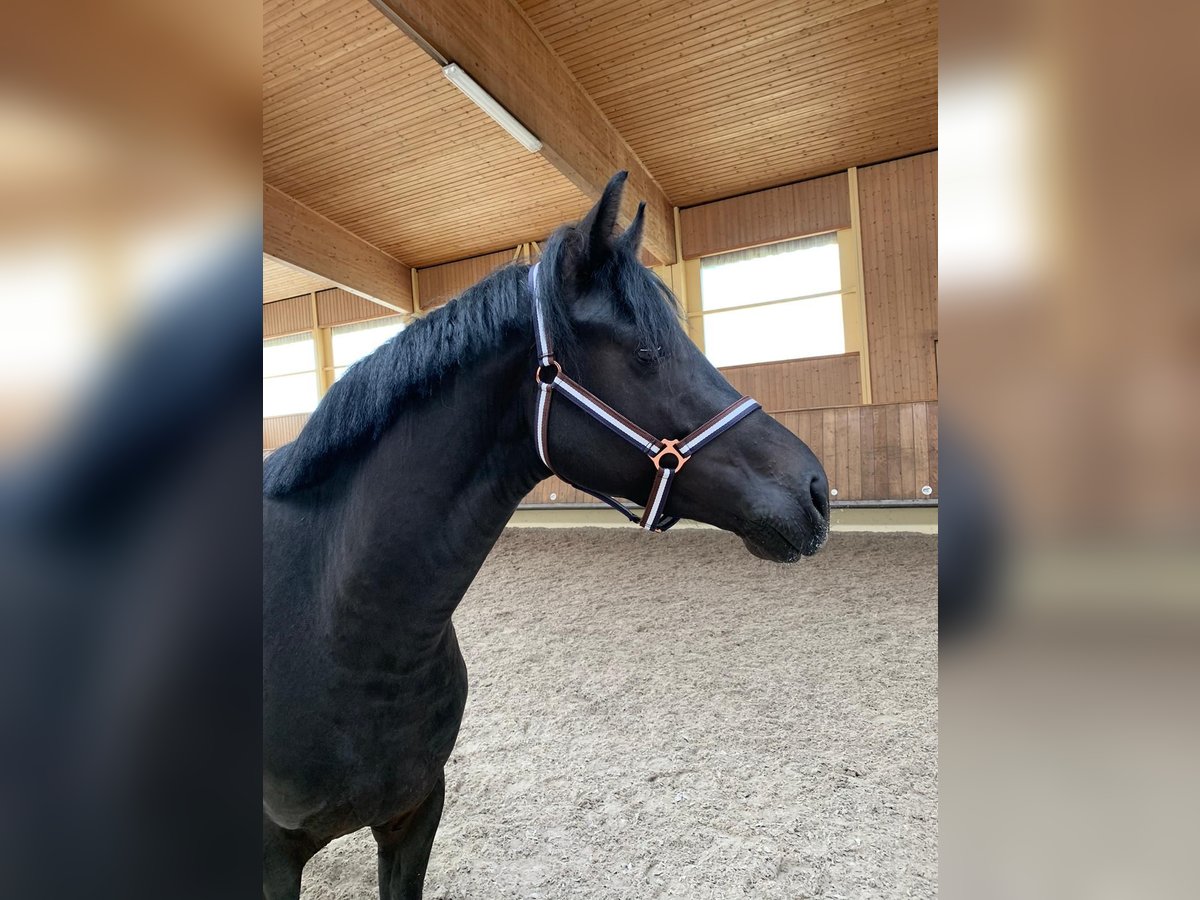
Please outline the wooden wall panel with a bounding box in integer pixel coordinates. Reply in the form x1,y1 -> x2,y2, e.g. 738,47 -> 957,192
858,152 -> 938,404
773,401 -> 937,501
718,354 -> 861,412
679,172 -> 851,259
315,287 -> 396,327
263,413 -> 310,450
264,289 -> 401,339
417,248 -> 517,310
523,477 -> 597,506
521,401 -> 936,506
263,296 -> 312,338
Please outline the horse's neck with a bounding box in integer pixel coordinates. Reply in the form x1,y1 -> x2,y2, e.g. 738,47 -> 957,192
328,345 -> 542,644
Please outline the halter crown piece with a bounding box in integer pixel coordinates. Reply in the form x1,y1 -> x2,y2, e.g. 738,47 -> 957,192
528,262 -> 761,532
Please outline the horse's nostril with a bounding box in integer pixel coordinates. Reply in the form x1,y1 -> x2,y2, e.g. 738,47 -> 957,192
810,473 -> 830,520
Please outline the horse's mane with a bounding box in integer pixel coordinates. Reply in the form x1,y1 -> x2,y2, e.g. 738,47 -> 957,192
263,224 -> 683,497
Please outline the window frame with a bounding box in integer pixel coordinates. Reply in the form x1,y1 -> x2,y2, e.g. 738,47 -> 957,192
693,231 -> 848,368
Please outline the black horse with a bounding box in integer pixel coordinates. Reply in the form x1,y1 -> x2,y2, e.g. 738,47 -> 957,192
263,173 -> 830,899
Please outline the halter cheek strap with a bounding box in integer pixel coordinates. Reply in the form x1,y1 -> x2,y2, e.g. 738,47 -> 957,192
528,262 -> 761,532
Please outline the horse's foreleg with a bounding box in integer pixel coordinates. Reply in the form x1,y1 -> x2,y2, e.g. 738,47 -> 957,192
371,773 -> 446,900
262,815 -> 322,900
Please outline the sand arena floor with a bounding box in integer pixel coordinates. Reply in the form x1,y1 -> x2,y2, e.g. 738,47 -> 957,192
301,528 -> 937,899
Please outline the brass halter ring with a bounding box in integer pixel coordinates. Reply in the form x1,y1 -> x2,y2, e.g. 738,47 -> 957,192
650,438 -> 690,472
534,359 -> 562,384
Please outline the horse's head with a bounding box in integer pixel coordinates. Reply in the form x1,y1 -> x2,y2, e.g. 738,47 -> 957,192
533,172 -> 829,561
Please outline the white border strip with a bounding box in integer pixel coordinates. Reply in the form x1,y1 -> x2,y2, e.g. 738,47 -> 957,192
679,398 -> 759,455
535,382 -> 552,466
532,299 -> 551,364
555,378 -> 659,454
641,468 -> 673,531
529,262 -> 553,363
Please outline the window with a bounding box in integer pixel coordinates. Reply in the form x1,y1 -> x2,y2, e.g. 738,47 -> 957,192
698,232 -> 844,367
330,316 -> 406,381
263,332 -> 318,416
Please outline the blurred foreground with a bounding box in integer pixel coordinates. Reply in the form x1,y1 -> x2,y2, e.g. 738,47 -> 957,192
0,2 -> 261,898
941,0 -> 1199,896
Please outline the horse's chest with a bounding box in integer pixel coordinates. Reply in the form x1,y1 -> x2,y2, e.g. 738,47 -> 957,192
266,640 -> 468,833
339,645 -> 466,770
342,653 -> 468,767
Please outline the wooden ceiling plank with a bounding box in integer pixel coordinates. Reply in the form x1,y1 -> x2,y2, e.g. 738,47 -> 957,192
265,8 -> 375,59
367,0 -> 678,263
628,79 -> 938,140
264,0 -> 338,27
271,136 -> 547,194
546,0 -> 888,62
265,19 -> 392,75
520,0 -> 649,39
665,133 -> 937,171
265,30 -> 425,102
549,0 -> 881,61
626,80 -> 937,137
635,117 -> 935,162
282,183 -> 583,269
583,16 -> 936,104
267,109 -> 509,175
271,167 -> 581,229
287,166 -> 576,209
666,136 -> 935,183
267,38 -> 427,104
591,25 -> 937,99
644,96 -> 939,150
264,183 -> 414,312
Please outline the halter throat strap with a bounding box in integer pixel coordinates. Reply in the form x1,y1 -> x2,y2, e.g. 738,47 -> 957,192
528,261 -> 760,532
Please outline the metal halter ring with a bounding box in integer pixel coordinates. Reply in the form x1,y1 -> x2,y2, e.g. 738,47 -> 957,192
650,438 -> 690,472
535,359 -> 562,385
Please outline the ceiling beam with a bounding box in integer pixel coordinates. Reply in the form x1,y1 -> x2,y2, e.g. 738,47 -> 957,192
264,184 -> 413,313
262,256 -> 336,305
367,0 -> 677,265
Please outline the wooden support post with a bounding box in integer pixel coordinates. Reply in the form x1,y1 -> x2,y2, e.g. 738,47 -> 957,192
666,207 -> 706,352
309,291 -> 334,396
847,167 -> 873,404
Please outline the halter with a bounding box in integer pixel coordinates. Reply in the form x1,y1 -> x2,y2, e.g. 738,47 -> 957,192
528,262 -> 761,532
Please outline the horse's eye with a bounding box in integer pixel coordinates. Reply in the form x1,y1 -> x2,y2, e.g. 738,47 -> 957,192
636,346 -> 662,364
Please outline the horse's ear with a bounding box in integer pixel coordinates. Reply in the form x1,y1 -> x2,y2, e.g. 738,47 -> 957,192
615,201 -> 646,256
579,171 -> 628,266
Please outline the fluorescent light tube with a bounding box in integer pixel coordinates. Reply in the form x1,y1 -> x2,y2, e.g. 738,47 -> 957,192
441,63 -> 543,153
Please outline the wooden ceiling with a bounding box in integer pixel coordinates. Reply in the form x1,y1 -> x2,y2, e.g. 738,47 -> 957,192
518,0 -> 938,206
263,255 -> 333,304
263,0 -> 936,277
264,0 -> 590,268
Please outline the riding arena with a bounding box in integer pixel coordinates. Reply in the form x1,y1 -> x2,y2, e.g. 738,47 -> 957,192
263,3 -> 937,897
